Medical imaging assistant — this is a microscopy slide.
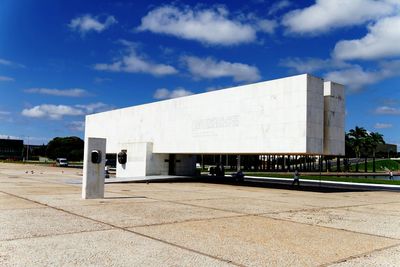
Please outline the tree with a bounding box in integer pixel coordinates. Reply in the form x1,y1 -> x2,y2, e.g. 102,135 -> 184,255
347,126 -> 368,172
46,136 -> 84,161
367,132 -> 385,173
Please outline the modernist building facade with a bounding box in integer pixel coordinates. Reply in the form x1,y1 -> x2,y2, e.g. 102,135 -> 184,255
84,74 -> 345,178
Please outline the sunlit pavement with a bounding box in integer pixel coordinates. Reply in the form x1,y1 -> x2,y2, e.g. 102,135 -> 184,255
1,162 -> 399,266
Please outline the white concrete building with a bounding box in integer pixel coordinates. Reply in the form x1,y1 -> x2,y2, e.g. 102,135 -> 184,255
84,74 -> 345,178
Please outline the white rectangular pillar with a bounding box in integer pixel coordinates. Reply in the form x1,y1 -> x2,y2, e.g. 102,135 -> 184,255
82,137 -> 106,199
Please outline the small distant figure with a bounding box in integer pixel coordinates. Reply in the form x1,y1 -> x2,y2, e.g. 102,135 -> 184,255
292,169 -> 300,186
235,170 -> 244,182
105,165 -> 110,178
389,170 -> 393,180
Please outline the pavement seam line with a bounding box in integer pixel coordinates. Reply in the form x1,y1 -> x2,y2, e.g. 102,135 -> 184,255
258,212 -> 400,241
111,188 -> 400,240
319,242 -> 400,267
0,190 -> 242,267
2,228 -> 114,242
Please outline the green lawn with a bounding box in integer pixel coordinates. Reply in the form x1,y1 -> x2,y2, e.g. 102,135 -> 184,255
241,172 -> 400,185
354,159 -> 400,172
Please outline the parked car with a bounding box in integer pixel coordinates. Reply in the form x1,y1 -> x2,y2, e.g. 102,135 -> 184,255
56,158 -> 68,167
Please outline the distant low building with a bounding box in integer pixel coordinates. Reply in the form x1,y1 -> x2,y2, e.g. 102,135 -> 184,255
375,143 -> 398,158
0,138 -> 24,160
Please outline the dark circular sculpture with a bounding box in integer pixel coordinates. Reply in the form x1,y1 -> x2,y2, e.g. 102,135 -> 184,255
90,150 -> 102,164
118,151 -> 127,164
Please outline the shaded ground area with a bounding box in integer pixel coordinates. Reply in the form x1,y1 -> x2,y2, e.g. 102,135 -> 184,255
1,162 -> 400,266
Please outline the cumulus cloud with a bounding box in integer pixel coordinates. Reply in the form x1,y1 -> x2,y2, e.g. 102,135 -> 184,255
21,102 -> 113,120
256,19 -> 278,34
67,121 -> 85,132
324,65 -> 386,91
280,57 -> 351,73
21,105 -> 84,120
268,0 -> 292,16
0,76 -> 14,82
374,106 -> 400,115
279,59 -> 399,91
137,6 -> 256,45
24,88 -> 89,97
333,16 -> 400,60
282,0 -> 397,34
69,14 -> 117,34
182,56 -> 261,82
94,48 -> 177,76
75,102 -> 113,113
153,88 -> 194,100
374,123 -> 393,129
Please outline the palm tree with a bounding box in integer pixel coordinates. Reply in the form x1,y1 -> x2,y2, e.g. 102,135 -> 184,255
347,126 -> 368,172
368,132 -> 385,172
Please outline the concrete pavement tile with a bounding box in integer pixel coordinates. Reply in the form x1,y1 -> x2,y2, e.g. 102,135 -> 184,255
25,192 -> 157,207
0,207 -> 110,241
63,201 -> 240,228
131,190 -> 238,201
180,197 -> 314,214
332,191 -> 400,204
131,215 -> 397,267
0,229 -> 232,267
254,193 -> 372,208
266,206 -> 400,239
0,194 -> 42,210
1,186 -> 80,195
329,244 -> 400,267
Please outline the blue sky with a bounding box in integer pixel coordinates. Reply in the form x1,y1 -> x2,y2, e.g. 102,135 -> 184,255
1,0 -> 399,145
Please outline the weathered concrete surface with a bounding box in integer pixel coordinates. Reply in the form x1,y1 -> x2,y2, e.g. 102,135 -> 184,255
1,162 -> 400,266
131,216 -> 397,267
0,230 -> 231,267
331,244 -> 400,266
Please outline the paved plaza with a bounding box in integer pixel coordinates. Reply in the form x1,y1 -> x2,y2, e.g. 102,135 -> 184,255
0,162 -> 399,266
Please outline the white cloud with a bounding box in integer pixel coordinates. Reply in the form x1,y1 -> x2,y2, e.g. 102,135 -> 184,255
153,88 -> 194,100
0,111 -> 10,116
67,121 -> 85,132
75,102 -> 113,113
0,58 -> 25,68
0,59 -> 12,66
374,123 -> 393,129
324,60 -> 400,91
324,65 -> 383,91
0,76 -> 14,81
268,0 -> 292,16
374,106 -> 400,115
24,88 -> 89,97
21,102 -> 113,120
282,0 -> 397,34
21,105 -> 84,120
182,56 -> 261,82
334,16 -> 400,60
137,6 -> 256,45
280,57 -> 351,73
94,48 -> 177,76
69,14 -> 117,34
257,19 -> 278,34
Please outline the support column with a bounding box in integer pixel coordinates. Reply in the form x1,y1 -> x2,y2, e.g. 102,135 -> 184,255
82,137 -> 106,199
237,155 -> 241,171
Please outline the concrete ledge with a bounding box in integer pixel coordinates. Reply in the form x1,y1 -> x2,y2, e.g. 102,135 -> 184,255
105,175 -> 193,184
245,175 -> 400,192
